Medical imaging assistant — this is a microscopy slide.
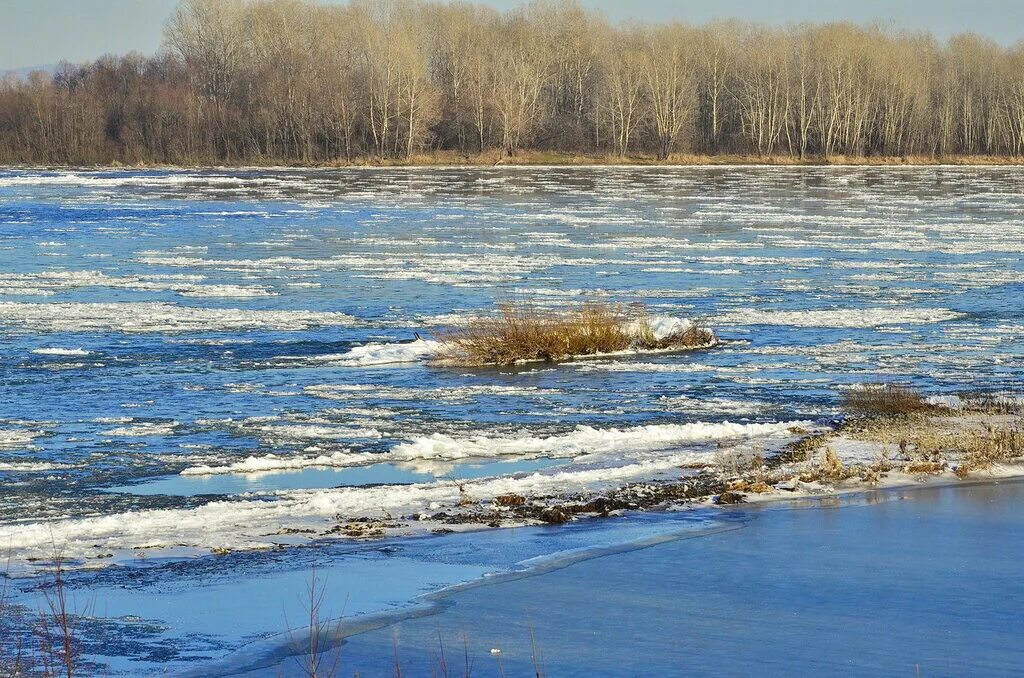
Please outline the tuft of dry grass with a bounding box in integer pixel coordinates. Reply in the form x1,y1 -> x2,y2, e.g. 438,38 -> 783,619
955,424 -> 1024,477
959,391 -> 1024,415
819,448 -> 847,482
438,301 -> 713,366
842,384 -> 933,417
176,150 -> 1024,169
0,548 -> 87,678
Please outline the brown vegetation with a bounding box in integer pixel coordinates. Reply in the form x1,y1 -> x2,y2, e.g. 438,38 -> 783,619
841,384 -> 934,417
4,0 -> 1024,165
1,552 -> 86,678
955,424 -> 1024,477
437,301 -> 713,366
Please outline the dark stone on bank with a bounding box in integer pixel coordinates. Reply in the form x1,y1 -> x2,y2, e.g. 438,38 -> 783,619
540,507 -> 573,524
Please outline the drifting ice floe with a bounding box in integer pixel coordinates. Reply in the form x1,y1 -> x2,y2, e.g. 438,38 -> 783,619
0,461 -> 64,472
0,420 -> 807,563
180,420 -> 806,476
315,339 -> 444,367
180,450 -> 365,476
0,271 -> 274,298
391,420 -> 804,461
103,421 -> 179,437
304,383 -> 560,403
31,347 -> 91,356
719,307 -> 966,328
0,429 -> 44,450
0,302 -> 358,333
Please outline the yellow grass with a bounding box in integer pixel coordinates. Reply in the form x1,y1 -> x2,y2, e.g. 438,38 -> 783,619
86,150 -> 1024,170
955,424 -> 1024,476
842,383 -> 933,417
438,301 -> 714,366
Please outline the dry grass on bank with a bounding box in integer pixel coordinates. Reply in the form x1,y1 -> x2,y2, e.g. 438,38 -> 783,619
437,301 -> 713,366
93,150 -> 1024,169
1,551 -> 85,678
955,424 -> 1024,477
841,383 -> 934,417
335,151 -> 1024,167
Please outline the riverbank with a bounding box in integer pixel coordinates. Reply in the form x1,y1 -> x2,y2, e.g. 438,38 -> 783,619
227,478 -> 1024,677
326,404 -> 1024,543
7,151 -> 1024,170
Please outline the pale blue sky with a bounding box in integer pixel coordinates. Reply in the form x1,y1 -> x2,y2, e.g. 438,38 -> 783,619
2,0 -> 1022,71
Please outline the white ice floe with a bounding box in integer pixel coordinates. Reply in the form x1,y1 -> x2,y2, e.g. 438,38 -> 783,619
249,424 -> 383,441
0,429 -> 44,450
392,420 -> 805,462
103,421 -> 179,437
180,450 -> 365,476
180,420 -> 805,477
625,316 -> 698,341
31,347 -> 91,356
718,307 -> 965,328
305,383 -> 560,402
0,271 -> 274,299
0,461 -> 64,472
315,339 -> 444,367
0,421 -> 808,563
0,302 -> 358,333
136,251 -> 598,287
0,171 -> 280,189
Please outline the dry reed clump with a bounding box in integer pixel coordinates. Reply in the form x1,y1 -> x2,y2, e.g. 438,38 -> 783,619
438,301 -> 714,366
959,391 -> 1024,415
954,424 -> 1024,477
842,384 -> 933,417
819,448 -> 847,482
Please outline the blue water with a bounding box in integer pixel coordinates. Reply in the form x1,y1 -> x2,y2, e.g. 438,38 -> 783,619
0,166 -> 1021,673
109,457 -> 566,496
1,167 -> 1021,525
275,480 -> 1024,678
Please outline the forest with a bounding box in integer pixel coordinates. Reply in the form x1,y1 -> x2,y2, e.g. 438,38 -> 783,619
2,0 -> 1024,165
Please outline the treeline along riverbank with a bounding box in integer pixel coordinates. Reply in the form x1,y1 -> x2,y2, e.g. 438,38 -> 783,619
4,0 -> 1024,165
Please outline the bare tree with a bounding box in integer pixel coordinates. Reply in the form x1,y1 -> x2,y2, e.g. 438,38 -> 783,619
491,6 -> 552,155
2,0 -> 1023,164
640,23 -> 696,159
